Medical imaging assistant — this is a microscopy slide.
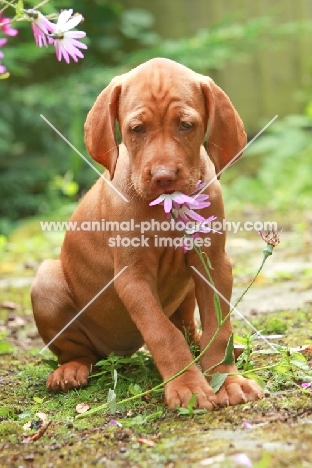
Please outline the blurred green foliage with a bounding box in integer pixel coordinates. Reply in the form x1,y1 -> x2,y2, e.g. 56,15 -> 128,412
0,1 -> 311,234
222,110 -> 312,212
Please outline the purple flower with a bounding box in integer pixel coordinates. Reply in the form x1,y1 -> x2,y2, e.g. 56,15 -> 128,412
0,38 -> 7,75
26,10 -> 54,47
0,63 -> 6,75
242,420 -> 253,429
0,14 -> 18,36
149,180 -> 220,253
172,182 -> 211,223
0,38 -> 7,48
50,9 -> 87,64
108,419 -> 122,427
149,181 -> 218,231
149,192 -> 199,214
184,216 -> 218,235
301,382 -> 311,390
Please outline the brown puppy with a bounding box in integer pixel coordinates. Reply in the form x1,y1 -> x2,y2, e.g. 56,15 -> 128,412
31,58 -> 264,409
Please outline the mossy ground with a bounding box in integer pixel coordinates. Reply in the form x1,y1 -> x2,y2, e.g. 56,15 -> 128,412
1,219 -> 312,467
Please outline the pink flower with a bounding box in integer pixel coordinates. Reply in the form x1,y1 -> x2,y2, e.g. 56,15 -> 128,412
26,10 -> 54,47
149,192 -> 199,214
149,180 -> 220,253
50,9 -> 87,64
0,63 -> 6,74
0,38 -> 7,74
149,180 -> 215,228
301,382 -> 311,390
172,181 -> 211,223
184,216 -> 218,235
0,38 -> 7,48
108,419 -> 122,427
0,14 -> 18,36
233,453 -> 253,467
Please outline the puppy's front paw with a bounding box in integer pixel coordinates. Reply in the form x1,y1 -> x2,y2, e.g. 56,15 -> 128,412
46,361 -> 90,392
165,371 -> 217,410
217,375 -> 264,407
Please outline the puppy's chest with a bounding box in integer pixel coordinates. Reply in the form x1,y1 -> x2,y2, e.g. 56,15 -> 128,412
156,248 -> 193,307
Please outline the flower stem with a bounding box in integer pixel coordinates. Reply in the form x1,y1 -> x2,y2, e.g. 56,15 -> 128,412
77,240 -> 274,419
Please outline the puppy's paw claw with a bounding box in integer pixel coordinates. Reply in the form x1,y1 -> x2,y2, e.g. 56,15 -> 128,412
216,375 -> 264,407
46,361 -> 90,392
165,372 -> 217,410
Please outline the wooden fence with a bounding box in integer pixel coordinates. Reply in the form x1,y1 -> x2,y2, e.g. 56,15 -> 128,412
123,0 -> 312,133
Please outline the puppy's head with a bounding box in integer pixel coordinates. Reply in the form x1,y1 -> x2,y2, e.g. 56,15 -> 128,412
85,58 -> 246,199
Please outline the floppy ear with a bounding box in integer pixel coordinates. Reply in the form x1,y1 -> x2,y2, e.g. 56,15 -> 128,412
201,78 -> 247,177
84,77 -> 122,179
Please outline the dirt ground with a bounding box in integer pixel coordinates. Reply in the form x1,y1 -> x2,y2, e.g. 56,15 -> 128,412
1,225 -> 312,468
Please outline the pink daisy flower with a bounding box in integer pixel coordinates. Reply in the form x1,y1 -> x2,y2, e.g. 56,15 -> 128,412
149,180 -> 212,223
50,9 -> 87,64
149,192 -> 199,214
0,63 -> 6,74
0,38 -> 7,75
28,10 -> 54,47
0,14 -> 18,36
149,180 -> 220,253
0,38 -> 7,48
25,9 -> 54,47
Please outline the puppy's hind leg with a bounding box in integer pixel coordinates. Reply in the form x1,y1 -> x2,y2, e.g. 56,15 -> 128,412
31,259 -> 98,391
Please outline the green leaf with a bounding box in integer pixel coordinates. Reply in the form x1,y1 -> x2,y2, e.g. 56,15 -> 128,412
33,397 -> 44,404
233,334 -> 248,345
112,369 -> 118,390
16,0 -> 24,16
62,181 -> 79,197
243,372 -> 266,389
107,389 -> 116,414
221,333 -> 235,365
43,359 -> 58,370
0,342 -> 15,355
211,373 -> 228,393
124,414 -> 147,425
18,411 -> 32,419
187,393 -> 197,411
291,359 -> 310,372
0,406 -> 14,417
128,383 -> 142,396
176,407 -> 191,415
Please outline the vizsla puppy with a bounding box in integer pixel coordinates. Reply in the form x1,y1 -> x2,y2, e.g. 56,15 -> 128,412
32,58 -> 264,409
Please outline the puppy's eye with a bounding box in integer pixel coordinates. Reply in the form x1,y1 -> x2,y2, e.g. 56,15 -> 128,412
132,125 -> 144,133
180,121 -> 193,130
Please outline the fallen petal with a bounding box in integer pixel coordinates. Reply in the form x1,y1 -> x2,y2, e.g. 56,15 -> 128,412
76,403 -> 90,414
233,453 -> 253,467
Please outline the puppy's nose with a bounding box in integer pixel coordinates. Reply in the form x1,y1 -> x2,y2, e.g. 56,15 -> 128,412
152,168 -> 177,188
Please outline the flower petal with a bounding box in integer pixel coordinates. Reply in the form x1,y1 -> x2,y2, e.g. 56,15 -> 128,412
183,208 -> 206,222
173,193 -> 198,205
66,38 -> 88,50
65,31 -> 87,39
149,195 -> 165,206
57,9 -> 73,28
61,14 -> 83,32
164,197 -> 173,213
233,453 -> 253,467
